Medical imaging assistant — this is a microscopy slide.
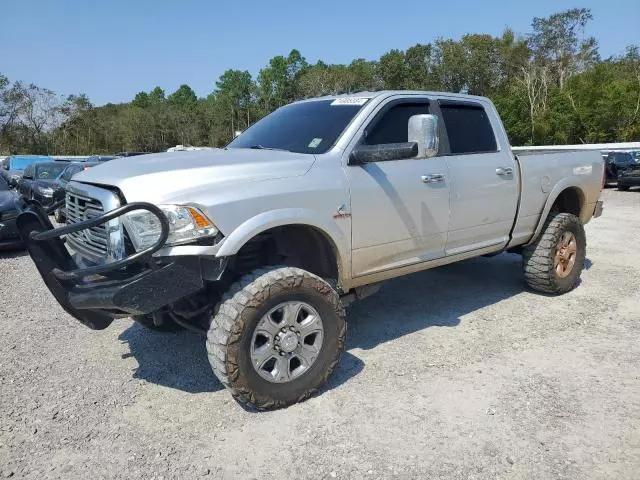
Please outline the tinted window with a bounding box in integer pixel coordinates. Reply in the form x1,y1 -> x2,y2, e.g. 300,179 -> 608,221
228,99 -> 366,154
365,103 -> 429,145
440,104 -> 497,154
609,152 -> 635,165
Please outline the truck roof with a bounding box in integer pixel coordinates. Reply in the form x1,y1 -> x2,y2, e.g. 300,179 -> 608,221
293,90 -> 490,104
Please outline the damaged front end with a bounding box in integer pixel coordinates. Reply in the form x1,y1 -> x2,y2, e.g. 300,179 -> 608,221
16,200 -> 218,330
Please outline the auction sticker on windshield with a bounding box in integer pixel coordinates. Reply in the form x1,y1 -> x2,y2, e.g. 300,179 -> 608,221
308,138 -> 323,148
331,97 -> 369,106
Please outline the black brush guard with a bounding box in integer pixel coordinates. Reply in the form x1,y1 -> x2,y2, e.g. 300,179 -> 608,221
16,200 -> 205,330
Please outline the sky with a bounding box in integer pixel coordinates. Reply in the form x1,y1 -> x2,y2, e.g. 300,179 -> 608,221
1,0 -> 638,106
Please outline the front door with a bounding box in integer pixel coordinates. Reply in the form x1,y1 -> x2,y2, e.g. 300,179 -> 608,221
347,99 -> 450,278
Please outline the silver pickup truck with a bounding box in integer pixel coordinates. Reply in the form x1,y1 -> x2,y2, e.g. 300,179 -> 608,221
17,91 -> 604,409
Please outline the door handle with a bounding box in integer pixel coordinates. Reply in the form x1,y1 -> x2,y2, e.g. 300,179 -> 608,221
496,167 -> 513,176
422,174 -> 445,184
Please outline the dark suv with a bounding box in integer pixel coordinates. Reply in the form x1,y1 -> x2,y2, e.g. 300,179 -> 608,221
607,151 -> 640,191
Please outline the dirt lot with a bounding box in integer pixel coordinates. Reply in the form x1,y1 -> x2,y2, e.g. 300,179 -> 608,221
1,189 -> 639,480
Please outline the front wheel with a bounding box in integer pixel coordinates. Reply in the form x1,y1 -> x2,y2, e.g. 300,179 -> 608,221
207,266 -> 346,410
523,213 -> 586,294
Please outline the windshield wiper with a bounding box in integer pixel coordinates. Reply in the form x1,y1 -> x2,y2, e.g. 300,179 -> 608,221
248,144 -> 290,152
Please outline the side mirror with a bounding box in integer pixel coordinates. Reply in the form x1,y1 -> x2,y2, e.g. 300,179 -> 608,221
408,114 -> 439,158
349,142 -> 418,165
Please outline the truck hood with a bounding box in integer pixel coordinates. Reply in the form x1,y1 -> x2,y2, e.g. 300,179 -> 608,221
74,149 -> 316,203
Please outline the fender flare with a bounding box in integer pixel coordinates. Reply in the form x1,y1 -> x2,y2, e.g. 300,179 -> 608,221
215,208 -> 350,281
527,179 -> 586,245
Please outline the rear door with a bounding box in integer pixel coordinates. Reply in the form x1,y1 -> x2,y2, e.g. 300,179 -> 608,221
436,100 -> 518,255
347,97 -> 450,277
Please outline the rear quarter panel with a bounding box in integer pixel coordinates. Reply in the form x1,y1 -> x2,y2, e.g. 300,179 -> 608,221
508,150 -> 603,247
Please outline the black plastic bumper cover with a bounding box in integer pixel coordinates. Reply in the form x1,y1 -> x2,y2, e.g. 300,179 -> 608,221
16,202 -> 205,330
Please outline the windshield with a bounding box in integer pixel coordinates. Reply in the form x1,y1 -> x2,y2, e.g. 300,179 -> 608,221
227,99 -> 367,154
35,163 -> 66,180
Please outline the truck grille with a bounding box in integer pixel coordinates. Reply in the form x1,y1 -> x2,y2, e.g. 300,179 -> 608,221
64,183 -> 124,264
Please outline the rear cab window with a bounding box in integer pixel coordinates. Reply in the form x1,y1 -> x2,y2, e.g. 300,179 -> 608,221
439,102 -> 497,155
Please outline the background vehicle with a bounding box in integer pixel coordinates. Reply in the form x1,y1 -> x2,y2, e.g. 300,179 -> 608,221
114,152 -> 150,157
18,91 -> 604,410
51,161 -> 101,222
606,150 -> 640,190
16,162 -> 67,207
0,178 -> 21,249
1,155 -> 52,187
88,155 -> 120,162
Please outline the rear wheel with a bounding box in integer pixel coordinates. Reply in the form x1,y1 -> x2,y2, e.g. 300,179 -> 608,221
207,266 -> 346,410
523,213 -> 586,294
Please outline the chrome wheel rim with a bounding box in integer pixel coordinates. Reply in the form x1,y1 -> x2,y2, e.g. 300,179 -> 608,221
250,301 -> 324,383
554,231 -> 577,278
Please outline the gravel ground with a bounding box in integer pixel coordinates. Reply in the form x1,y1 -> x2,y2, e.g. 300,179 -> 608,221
1,189 -> 639,480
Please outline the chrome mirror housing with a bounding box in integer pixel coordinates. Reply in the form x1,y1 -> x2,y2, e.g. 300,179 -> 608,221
408,114 -> 439,158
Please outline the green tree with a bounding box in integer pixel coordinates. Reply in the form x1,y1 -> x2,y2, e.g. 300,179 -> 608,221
258,49 -> 308,111
215,69 -> 255,139
529,8 -> 599,89
132,91 -> 149,108
148,87 -> 166,104
378,49 -> 407,89
404,44 -> 433,90
168,84 -> 197,110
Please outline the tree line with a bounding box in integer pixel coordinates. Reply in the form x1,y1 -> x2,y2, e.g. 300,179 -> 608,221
1,8 -> 638,155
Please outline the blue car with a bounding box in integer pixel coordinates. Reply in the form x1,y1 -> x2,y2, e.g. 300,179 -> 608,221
1,155 -> 52,188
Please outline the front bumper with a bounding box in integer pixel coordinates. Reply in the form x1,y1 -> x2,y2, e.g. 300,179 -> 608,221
16,201 -> 218,330
618,175 -> 640,187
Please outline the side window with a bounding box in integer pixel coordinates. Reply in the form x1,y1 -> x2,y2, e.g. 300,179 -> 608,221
440,104 -> 497,155
364,103 -> 429,145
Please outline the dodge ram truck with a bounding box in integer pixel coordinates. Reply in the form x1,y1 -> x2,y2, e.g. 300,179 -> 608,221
17,91 -> 604,410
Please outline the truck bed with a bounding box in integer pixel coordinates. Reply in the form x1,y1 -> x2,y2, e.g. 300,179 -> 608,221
509,150 -> 603,247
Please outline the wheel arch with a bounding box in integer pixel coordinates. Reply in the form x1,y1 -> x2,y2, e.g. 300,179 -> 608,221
215,209 -> 350,288
528,182 -> 587,245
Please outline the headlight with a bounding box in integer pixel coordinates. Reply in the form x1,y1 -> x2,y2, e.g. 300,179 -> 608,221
122,205 -> 219,251
38,186 -> 54,197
